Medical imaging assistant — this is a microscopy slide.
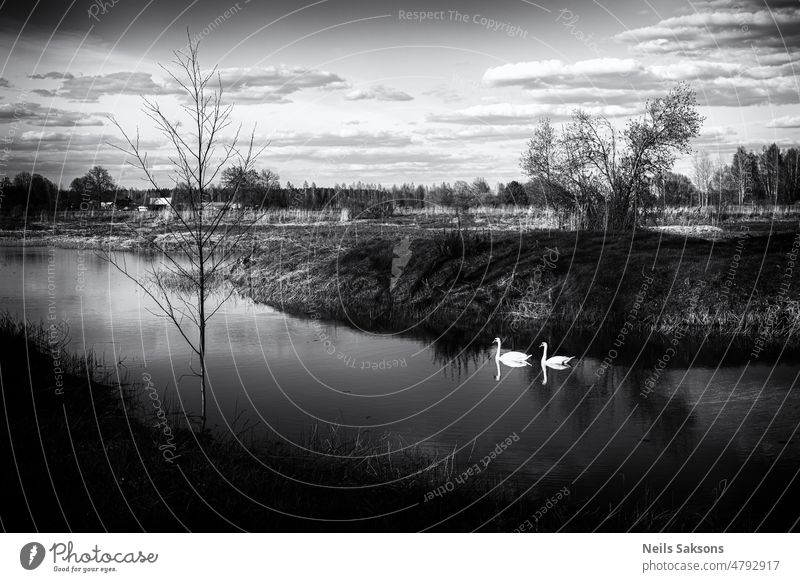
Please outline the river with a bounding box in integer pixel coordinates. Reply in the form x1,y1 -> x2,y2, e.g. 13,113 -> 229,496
2,245 -> 798,530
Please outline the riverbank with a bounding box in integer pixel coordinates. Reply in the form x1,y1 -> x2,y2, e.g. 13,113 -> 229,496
3,211 -> 799,352
231,226 -> 800,354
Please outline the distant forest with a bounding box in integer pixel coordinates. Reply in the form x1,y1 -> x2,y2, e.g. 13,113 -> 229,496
1,142 -> 798,217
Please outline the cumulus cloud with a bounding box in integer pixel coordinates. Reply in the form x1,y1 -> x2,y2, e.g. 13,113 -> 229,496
267,129 -> 413,148
614,2 -> 800,55
266,146 -> 478,166
344,85 -> 413,102
428,102 -> 637,125
218,66 -> 348,103
482,57 -> 800,107
766,115 -> 800,128
692,125 -> 739,146
28,71 -> 74,80
483,58 -> 642,88
15,130 -> 110,151
423,85 -> 464,103
45,66 -> 346,104
55,72 -> 179,102
423,125 -> 538,142
0,102 -> 105,126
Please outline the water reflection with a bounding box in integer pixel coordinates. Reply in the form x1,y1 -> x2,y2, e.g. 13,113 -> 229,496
3,246 -> 800,529
541,361 -> 571,385
494,358 -> 530,381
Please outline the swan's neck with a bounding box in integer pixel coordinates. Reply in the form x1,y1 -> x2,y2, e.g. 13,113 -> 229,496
541,343 -> 548,362
495,341 -> 501,360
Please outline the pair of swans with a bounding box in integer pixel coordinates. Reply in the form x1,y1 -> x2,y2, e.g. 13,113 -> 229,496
493,338 -> 574,366
493,338 -> 574,383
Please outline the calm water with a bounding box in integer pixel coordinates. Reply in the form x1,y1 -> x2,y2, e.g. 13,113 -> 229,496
3,246 -> 799,528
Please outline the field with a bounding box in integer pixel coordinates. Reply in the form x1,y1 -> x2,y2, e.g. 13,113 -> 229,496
3,203 -> 799,247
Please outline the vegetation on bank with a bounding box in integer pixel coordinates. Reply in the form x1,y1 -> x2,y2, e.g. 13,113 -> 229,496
231,223 -> 800,351
3,201 -> 799,246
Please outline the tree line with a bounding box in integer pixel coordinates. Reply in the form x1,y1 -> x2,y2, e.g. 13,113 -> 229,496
3,83 -> 796,224
659,144 -> 800,208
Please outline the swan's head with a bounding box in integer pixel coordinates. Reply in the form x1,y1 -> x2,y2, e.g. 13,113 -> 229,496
493,337 -> 501,344
539,342 -> 547,348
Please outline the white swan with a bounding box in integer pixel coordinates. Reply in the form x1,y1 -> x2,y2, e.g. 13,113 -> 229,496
493,337 -> 532,366
540,342 -> 574,366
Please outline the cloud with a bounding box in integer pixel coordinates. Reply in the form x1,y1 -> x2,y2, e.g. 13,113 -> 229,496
766,115 -> 800,128
484,58 -> 642,89
55,72 -> 179,102
423,125 -> 538,142
28,71 -> 74,80
267,129 -> 413,148
482,57 -> 800,107
614,3 -> 800,55
344,85 -> 413,102
423,85 -> 464,103
0,102 -> 105,127
218,66 -> 348,103
692,125 -> 739,146
266,146 -> 479,166
428,102 -> 637,125
15,130 -> 110,151
0,78 -> 10,88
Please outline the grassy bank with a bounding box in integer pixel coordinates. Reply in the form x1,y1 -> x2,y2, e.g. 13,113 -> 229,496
3,203 -> 799,248
3,208 -> 798,351
231,225 -> 800,350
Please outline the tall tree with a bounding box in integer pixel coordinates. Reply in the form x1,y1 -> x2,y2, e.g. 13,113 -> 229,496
692,151 -> 714,206
758,143 -> 782,204
106,35 -> 265,430
730,146 -> 752,205
522,83 -> 703,229
782,147 -> 800,204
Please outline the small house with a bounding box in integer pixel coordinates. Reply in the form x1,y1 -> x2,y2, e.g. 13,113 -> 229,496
147,197 -> 172,211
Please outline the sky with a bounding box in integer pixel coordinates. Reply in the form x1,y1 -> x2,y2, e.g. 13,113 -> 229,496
0,0 -> 798,189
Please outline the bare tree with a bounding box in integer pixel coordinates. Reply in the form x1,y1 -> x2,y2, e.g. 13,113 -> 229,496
520,117 -> 558,186
692,151 -> 714,206
730,146 -> 753,205
521,117 -> 604,226
105,35 -> 266,430
758,143 -> 782,205
563,83 -> 703,229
